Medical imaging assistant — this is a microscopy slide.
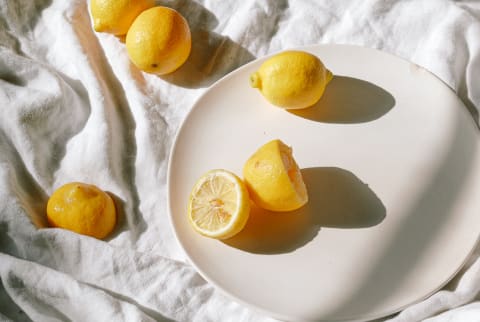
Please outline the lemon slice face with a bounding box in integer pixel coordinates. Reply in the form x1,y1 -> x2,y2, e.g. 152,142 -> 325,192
243,139 -> 308,212
188,169 -> 250,239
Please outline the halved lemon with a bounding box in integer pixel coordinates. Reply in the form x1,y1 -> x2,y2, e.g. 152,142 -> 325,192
243,139 -> 308,212
188,169 -> 250,239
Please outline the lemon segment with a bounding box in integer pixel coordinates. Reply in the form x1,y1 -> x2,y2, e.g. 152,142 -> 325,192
46,182 -> 116,239
188,169 -> 250,239
126,6 -> 192,75
90,0 -> 155,35
250,50 -> 333,109
243,139 -> 308,212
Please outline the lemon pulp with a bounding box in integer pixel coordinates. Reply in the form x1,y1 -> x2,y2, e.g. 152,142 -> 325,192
188,169 -> 250,239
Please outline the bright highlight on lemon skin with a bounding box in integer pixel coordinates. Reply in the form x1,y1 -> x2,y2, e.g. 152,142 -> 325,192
250,50 -> 333,109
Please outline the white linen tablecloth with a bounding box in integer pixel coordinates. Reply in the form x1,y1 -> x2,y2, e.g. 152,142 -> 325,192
1,0 -> 479,321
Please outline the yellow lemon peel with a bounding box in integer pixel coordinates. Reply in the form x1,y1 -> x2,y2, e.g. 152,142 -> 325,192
243,139 -> 308,212
250,50 -> 333,109
47,182 -> 116,239
90,0 -> 154,36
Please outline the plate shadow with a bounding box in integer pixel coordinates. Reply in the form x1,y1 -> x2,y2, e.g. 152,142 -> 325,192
289,76 -> 395,123
224,167 -> 386,254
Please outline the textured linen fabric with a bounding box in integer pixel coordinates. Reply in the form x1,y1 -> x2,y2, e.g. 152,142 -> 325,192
0,0 -> 479,321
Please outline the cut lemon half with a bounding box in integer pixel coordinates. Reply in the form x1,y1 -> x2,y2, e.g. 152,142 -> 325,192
243,139 -> 308,212
188,169 -> 250,239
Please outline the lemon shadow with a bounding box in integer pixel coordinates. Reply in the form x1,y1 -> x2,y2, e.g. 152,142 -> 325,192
160,31 -> 255,88
224,167 -> 386,254
289,76 -> 395,123
154,0 -> 255,88
318,89 -> 478,321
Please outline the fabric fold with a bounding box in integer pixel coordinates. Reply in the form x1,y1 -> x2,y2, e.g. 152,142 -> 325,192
1,0 -> 479,321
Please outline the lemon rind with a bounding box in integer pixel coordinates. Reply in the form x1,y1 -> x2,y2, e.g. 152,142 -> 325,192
188,169 -> 249,239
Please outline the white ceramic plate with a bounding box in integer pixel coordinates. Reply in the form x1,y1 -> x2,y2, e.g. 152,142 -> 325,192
167,44 -> 480,322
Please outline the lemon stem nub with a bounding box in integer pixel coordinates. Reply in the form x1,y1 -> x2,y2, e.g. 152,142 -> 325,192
250,72 -> 261,89
326,69 -> 333,84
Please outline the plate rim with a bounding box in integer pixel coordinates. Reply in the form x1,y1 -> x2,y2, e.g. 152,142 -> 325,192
166,43 -> 479,322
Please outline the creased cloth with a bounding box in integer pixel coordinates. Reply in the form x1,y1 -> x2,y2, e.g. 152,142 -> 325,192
0,0 -> 479,321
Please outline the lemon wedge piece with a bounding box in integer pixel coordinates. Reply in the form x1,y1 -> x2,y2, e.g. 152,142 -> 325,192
188,169 -> 250,239
243,139 -> 308,212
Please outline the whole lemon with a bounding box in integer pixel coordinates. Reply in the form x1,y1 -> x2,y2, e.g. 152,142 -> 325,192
126,6 -> 192,75
90,0 -> 154,36
250,51 -> 333,109
46,182 -> 116,239
243,139 -> 308,212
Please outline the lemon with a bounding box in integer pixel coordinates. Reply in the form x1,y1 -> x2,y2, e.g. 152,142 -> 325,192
250,50 -> 333,109
188,169 -> 250,239
243,139 -> 308,212
90,0 -> 154,36
46,182 -> 116,239
126,6 -> 192,75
